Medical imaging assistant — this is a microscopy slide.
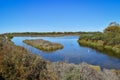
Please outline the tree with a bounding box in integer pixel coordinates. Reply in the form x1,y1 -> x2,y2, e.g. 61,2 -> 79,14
104,22 -> 120,33
109,22 -> 120,26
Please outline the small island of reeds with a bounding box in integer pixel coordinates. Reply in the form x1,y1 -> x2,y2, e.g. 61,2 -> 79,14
23,39 -> 63,52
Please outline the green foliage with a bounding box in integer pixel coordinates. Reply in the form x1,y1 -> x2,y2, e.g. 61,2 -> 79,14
78,22 -> 120,54
104,22 -> 120,33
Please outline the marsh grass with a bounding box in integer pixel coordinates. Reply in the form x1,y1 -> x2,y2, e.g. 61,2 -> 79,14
78,39 -> 120,55
23,39 -> 63,52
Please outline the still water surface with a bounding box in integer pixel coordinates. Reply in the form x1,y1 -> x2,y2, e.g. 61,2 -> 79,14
12,36 -> 120,69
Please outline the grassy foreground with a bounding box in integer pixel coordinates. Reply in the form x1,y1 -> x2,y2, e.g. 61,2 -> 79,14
23,39 -> 63,52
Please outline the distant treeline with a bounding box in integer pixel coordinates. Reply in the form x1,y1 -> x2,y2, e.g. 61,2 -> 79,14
2,31 -> 101,37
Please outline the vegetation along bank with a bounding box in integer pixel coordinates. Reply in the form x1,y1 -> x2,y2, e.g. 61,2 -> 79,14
78,22 -> 120,54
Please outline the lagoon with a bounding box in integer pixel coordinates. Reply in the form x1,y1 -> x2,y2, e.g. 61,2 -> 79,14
12,36 -> 120,69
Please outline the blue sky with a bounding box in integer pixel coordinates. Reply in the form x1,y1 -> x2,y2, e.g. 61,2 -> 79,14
0,0 -> 120,33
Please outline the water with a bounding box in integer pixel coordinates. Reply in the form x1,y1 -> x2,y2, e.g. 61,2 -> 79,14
12,36 -> 120,69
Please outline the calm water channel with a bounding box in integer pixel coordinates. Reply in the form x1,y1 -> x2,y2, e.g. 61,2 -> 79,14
12,36 -> 120,69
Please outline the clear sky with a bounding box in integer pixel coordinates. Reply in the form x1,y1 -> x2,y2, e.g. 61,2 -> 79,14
1,0 -> 120,33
